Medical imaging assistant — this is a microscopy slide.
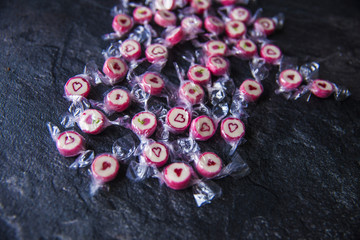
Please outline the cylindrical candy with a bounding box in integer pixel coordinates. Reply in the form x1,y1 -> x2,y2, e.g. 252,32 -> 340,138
112,14 -> 133,34
254,17 -> 276,36
78,109 -> 107,135
56,131 -> 85,157
102,57 -> 128,82
105,88 -> 131,112
165,27 -> 184,46
120,39 -> 142,61
204,16 -> 225,35
239,79 -> 264,102
260,44 -> 282,64
64,75 -> 91,98
141,72 -> 165,95
279,69 -> 303,90
154,10 -> 176,27
220,117 -> 245,142
166,107 -> 191,133
205,40 -> 227,56
190,115 -> 216,141
163,162 -> 192,190
181,15 -> 203,33
91,154 -> 120,183
145,43 -> 168,63
196,152 -> 222,178
187,65 -> 211,85
206,56 -> 229,76
310,79 -> 334,98
179,82 -> 205,105
229,7 -> 251,23
131,111 -> 157,137
235,39 -> 257,59
191,0 -> 211,14
133,6 -> 153,24
143,142 -> 169,167
225,20 -> 246,39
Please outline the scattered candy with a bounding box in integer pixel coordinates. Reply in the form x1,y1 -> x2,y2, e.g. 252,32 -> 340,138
260,44 -> 282,64
91,153 -> 120,182
112,14 -> 133,35
279,69 -> 303,90
154,10 -> 176,27
310,79 -> 334,98
196,152 -> 222,178
102,57 -> 128,83
190,115 -> 216,141
163,162 -> 192,190
187,65 -> 211,85
141,72 -> 165,95
133,6 -> 153,24
131,111 -> 157,137
220,117 -> 245,143
120,39 -> 142,61
64,75 -> 91,98
179,82 -> 205,105
56,131 -> 86,157
145,43 -> 168,63
143,141 -> 169,167
166,107 -> 192,133
239,79 -> 264,102
206,55 -> 229,76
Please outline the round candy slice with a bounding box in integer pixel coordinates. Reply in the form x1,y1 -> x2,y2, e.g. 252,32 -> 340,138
254,17 -> 276,36
239,79 -> 263,102
154,10 -> 176,27
235,39 -> 257,58
120,39 -> 141,61
204,16 -> 225,35
220,117 -> 245,143
102,57 -> 128,82
179,82 -> 205,105
56,131 -> 85,157
190,115 -> 216,141
279,69 -> 303,90
225,20 -> 246,39
260,44 -> 282,64
91,154 -> 119,183
187,65 -> 211,85
310,79 -> 334,98
143,142 -> 169,167
206,56 -> 229,76
205,40 -> 227,56
105,88 -> 131,112
191,0 -> 211,14
163,162 -> 192,190
165,27 -> 184,46
64,75 -> 91,98
78,109 -> 106,135
196,152 -> 222,178
181,15 -> 203,33
133,6 -> 153,24
166,107 -> 191,133
112,14 -> 133,34
131,111 -> 157,137
141,72 -> 165,95
145,43 -> 168,63
229,7 -> 251,23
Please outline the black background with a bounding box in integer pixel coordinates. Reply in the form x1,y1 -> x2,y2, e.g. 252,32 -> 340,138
1,0 -> 360,239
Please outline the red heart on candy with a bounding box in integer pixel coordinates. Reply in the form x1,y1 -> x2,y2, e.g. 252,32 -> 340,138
151,46 -> 165,55
174,168 -> 183,177
125,45 -> 135,53
64,136 -> 75,145
228,123 -> 238,133
116,94 -> 122,100
152,147 -> 161,158
102,161 -> 111,170
248,85 -> 257,91
207,160 -> 216,166
287,74 -> 295,80
200,122 -> 210,132
174,113 -> 185,123
266,48 -> 276,56
72,82 -> 82,91
149,77 -> 158,84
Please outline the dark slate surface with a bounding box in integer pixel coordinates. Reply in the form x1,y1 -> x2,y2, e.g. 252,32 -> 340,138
1,0 -> 360,239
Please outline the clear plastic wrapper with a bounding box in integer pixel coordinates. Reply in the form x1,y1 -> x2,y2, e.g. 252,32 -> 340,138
154,0 -> 188,11
180,15 -> 204,41
154,9 -> 177,28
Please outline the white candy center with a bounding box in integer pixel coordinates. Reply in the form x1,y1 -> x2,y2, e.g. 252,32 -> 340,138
78,109 -> 104,132
168,108 -> 190,129
93,155 -> 118,177
198,153 -> 221,173
144,142 -> 167,163
107,89 -> 129,105
195,117 -> 214,137
166,163 -> 191,182
58,132 -> 81,150
223,118 -> 244,138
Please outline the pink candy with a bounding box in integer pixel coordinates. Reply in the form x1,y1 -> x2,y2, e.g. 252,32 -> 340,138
260,44 -> 282,64
105,88 -> 131,112
112,14 -> 133,34
310,79 -> 334,98
204,16 -> 225,35
187,65 -> 211,85
154,10 -> 176,27
239,79 -> 264,102
64,75 -> 91,98
102,57 -> 128,82
163,162 -> 192,190
120,39 -> 142,61
254,17 -> 276,36
91,154 -> 120,183
190,115 -> 216,141
133,6 -> 153,24
141,72 -> 165,95
206,55 -> 229,76
235,39 -> 257,59
166,107 -> 191,133
179,82 -> 205,105
220,117 -> 245,142
225,20 -> 246,39
131,111 -> 158,137
229,7 -> 251,23
143,142 -> 169,167
145,43 -> 168,63
196,152 -> 222,178
78,109 -> 107,135
56,131 -> 85,157
279,69 -> 303,90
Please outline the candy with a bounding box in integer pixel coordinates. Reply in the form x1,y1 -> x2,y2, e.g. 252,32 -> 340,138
220,117 -> 245,142
225,20 -> 246,39
120,39 -> 142,61
279,69 -> 303,90
165,26 -> 184,46
166,107 -> 191,132
133,6 -> 153,24
154,10 -> 176,27
190,115 -> 216,141
56,131 -> 85,157
206,55 -> 229,76
163,162 -> 192,190
179,82 -> 205,105
131,111 -> 157,137
181,15 -> 203,33
78,109 -> 106,134
143,142 -> 169,167
91,154 -> 120,182
219,0 -> 236,6
229,7 -> 251,23
205,40 -> 227,56
64,75 -> 91,98
196,152 -> 222,178
191,0 -> 211,14
187,65 -> 211,85
239,79 -> 263,102
141,72 -> 165,95
145,43 -> 168,63
235,39 -> 257,58
260,44 -> 282,64
204,16 -> 225,35
310,79 -> 334,98
112,14 -> 133,34
102,57 -> 128,82
254,17 -> 276,36
104,88 -> 131,112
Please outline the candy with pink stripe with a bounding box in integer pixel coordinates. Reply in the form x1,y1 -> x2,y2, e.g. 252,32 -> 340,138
131,111 -> 157,137
143,142 -> 169,167
91,154 -> 119,183
163,162 -> 192,190
190,115 -> 216,141
166,107 -> 191,133
220,117 -> 245,142
196,152 -> 222,178
56,131 -> 85,157
102,57 -> 128,82
64,75 -> 91,98
239,79 -> 264,102
310,79 -> 334,98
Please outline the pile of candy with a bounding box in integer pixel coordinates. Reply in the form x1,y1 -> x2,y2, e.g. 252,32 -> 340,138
47,0 -> 350,206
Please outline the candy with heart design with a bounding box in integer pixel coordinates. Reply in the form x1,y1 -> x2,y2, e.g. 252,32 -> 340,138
112,14 -> 133,34
179,82 -> 205,105
235,39 -> 257,59
91,154 -> 119,183
163,162 -> 192,190
239,79 -> 264,102
165,27 -> 184,46
205,40 -> 227,56
181,15 -> 203,33
279,69 -> 303,90
131,111 -> 157,137
166,107 -> 191,133
225,20 -> 246,39
145,43 -> 168,63
141,72 -> 165,95
64,76 -> 91,98
78,109 -> 106,135
56,131 -> 85,157
204,16 -> 225,35
190,115 -> 216,141
196,152 -> 222,178
229,7 -> 251,23
187,65 -> 211,85
206,56 -> 229,76
221,117 -> 245,142
260,44 -> 282,64
102,57 -> 128,83
310,79 -> 334,98
133,6 -> 153,23
191,0 -> 211,14
254,17 -> 276,36
143,142 -> 169,167
154,10 -> 176,27
120,39 -> 141,61
105,88 -> 131,112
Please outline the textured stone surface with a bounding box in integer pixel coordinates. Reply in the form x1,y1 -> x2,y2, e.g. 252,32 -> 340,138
0,0 -> 360,239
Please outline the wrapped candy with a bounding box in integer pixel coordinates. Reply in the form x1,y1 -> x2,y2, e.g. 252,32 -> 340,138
154,10 -> 177,27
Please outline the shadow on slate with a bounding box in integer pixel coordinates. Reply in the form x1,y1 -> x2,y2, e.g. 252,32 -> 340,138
0,0 -> 360,239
